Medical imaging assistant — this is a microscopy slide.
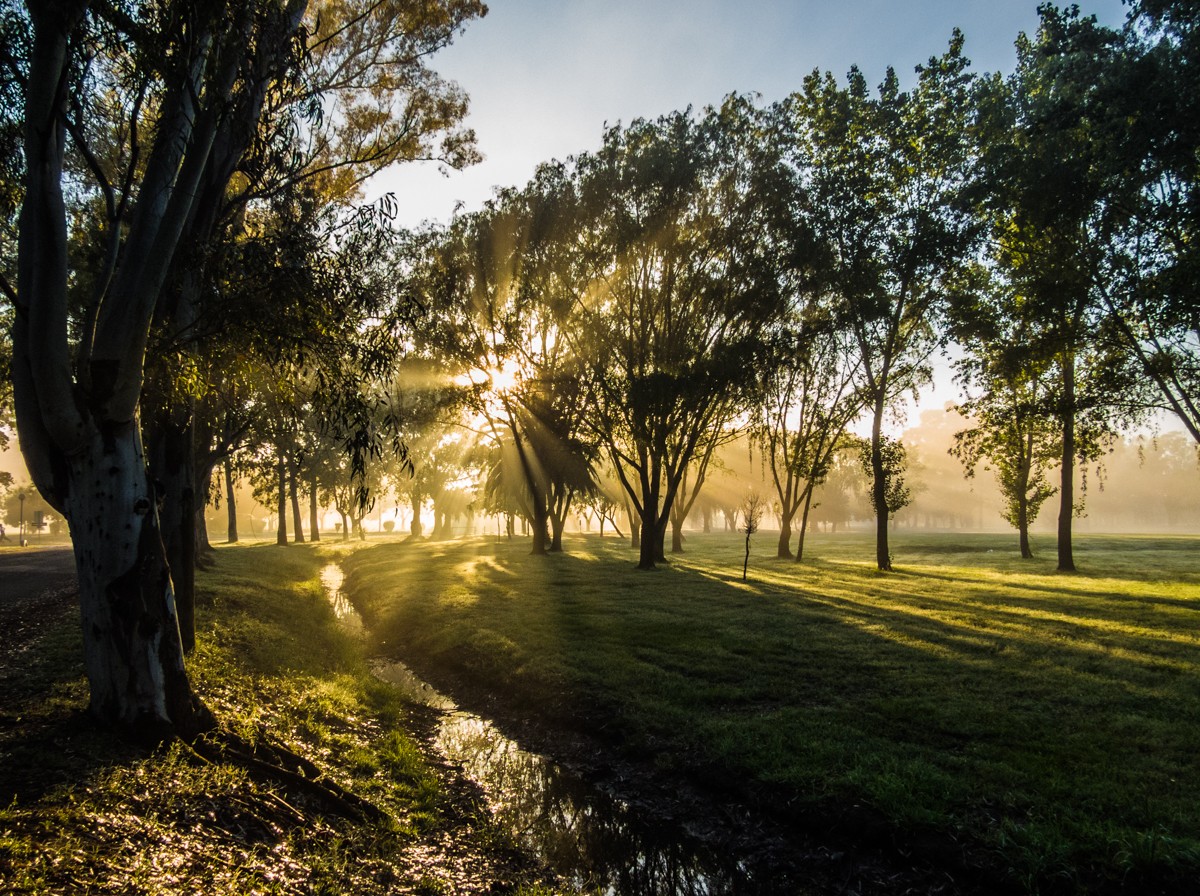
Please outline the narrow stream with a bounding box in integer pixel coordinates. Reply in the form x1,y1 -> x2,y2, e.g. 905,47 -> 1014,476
321,563 -> 810,896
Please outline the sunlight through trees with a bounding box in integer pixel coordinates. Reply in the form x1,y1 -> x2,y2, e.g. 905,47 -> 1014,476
2,0 -> 1197,738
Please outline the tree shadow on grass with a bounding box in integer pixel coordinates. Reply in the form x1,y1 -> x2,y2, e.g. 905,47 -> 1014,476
0,619 -> 150,806
342,533 -> 1200,893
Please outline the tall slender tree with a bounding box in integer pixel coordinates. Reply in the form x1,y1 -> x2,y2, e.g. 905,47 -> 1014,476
972,6 -> 1144,571
8,0 -> 481,734
950,272 -> 1061,558
140,0 -> 484,644
755,308 -> 863,560
789,34 -> 977,570
12,0 -> 313,736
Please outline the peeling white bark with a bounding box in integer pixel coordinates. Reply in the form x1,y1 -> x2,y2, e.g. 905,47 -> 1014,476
65,417 -> 196,733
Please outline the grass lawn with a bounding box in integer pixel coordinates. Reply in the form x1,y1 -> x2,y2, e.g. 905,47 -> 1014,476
344,529 -> 1200,893
0,542 -> 557,895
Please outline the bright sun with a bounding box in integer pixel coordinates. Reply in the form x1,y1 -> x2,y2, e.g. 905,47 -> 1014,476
488,359 -> 522,393
456,360 -> 522,393
454,359 -> 526,426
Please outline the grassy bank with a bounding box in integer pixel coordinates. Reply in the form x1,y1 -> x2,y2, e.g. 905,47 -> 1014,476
344,530 -> 1200,893
0,542 -> 557,895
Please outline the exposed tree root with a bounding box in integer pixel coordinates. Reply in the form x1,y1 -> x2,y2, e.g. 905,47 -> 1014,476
188,726 -> 388,824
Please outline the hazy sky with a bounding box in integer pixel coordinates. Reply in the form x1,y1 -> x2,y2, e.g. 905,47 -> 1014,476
370,0 -> 1130,227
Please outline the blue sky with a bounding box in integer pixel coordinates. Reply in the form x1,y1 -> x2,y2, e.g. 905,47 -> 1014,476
370,0 -> 1130,228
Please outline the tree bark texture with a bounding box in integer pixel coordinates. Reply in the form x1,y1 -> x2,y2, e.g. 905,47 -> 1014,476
529,501 -> 550,555
409,491 -> 423,537
289,467 -> 304,543
549,513 -> 565,551
147,406 -> 197,651
309,478 -> 320,542
276,457 -> 288,546
637,505 -> 657,569
13,1 -> 217,736
1018,501 -> 1033,559
67,422 -> 212,737
776,515 -> 793,559
653,516 -> 668,564
794,487 -> 816,563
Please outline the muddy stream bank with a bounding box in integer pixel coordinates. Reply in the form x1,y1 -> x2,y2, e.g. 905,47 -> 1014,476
320,563 -> 969,896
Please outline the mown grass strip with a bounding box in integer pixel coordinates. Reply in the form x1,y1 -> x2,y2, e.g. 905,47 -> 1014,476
344,530 -> 1200,893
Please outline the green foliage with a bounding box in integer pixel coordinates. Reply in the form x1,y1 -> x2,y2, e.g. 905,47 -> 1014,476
949,268 -> 1062,542
964,5 -> 1156,569
1093,0 -> 1200,443
753,309 -> 865,556
1,481 -> 57,529
567,99 -> 796,564
787,34 -> 978,568
408,171 -> 601,550
855,434 -> 912,517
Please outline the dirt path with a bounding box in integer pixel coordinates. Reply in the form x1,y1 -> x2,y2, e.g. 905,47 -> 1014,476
0,546 -> 78,677
0,545 -> 76,605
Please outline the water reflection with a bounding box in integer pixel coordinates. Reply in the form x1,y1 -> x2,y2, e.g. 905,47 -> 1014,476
437,709 -> 768,895
319,563 -> 363,634
325,563 -> 806,896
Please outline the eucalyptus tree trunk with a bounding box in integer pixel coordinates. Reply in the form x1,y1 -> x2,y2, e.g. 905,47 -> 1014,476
654,516 -> 669,563
548,486 -> 571,552
195,509 -> 211,562
11,0 -> 226,737
1018,499 -> 1033,559
637,504 -> 658,569
195,460 -> 217,563
410,490 -> 423,537
549,512 -> 566,552
276,457 -> 288,546
509,423 -> 548,555
64,424 -> 213,737
529,500 -> 550,555
1016,434 -> 1034,559
148,404 -> 197,651
795,486 -> 816,563
670,516 -> 685,554
776,514 -> 793,559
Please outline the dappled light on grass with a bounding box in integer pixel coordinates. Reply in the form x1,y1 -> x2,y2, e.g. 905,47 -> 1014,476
0,543 -> 563,896
344,530 -> 1200,890
455,554 -> 520,587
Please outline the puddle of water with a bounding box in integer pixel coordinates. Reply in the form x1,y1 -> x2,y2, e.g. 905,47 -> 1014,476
323,563 -> 807,896
371,658 -> 456,711
319,563 -> 363,634
434,711 -> 762,895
